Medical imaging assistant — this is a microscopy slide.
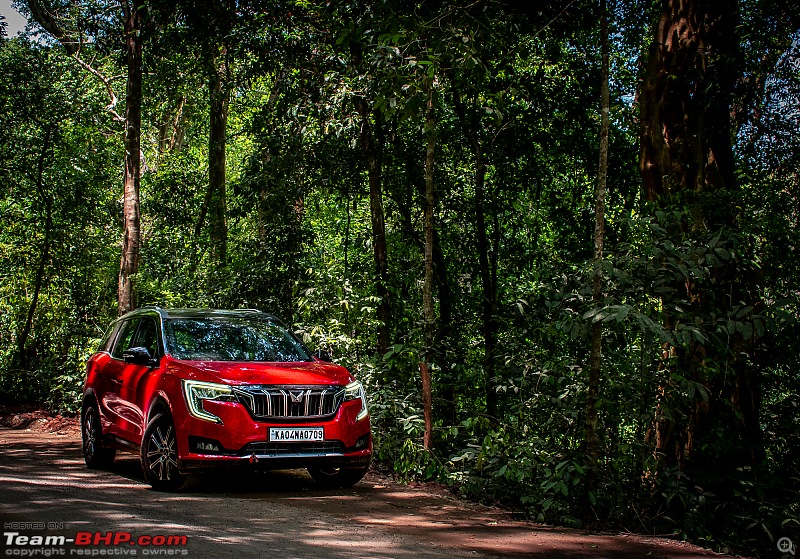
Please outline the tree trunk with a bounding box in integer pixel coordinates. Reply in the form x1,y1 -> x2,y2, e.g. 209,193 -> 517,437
157,95 -> 186,166
343,192 -> 351,275
392,147 -> 456,424
285,197 -> 305,323
639,0 -> 763,471
451,84 -> 498,418
117,0 -> 144,316
420,362 -> 433,450
17,127 -> 54,371
482,168 -> 499,420
254,67 -> 288,249
354,98 -> 391,356
432,226 -> 456,424
208,48 -> 229,268
639,0 -> 738,201
585,0 -> 610,507
421,79 -> 437,449
27,0 -> 144,317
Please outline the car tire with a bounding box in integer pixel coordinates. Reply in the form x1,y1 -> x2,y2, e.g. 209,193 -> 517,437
307,464 -> 370,488
81,403 -> 116,469
140,412 -> 195,491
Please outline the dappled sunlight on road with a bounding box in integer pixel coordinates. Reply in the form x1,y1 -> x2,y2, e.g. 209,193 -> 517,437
0,428 -> 729,559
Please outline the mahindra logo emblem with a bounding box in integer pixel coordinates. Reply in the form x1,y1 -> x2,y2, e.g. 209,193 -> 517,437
289,390 -> 305,403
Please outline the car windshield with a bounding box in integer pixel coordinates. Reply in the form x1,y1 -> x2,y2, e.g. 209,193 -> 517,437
163,316 -> 311,362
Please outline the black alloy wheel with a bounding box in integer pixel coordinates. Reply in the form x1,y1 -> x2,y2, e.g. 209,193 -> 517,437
141,412 -> 194,491
81,403 -> 116,469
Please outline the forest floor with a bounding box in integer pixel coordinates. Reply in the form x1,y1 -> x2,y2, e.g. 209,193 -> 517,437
0,406 -> 743,559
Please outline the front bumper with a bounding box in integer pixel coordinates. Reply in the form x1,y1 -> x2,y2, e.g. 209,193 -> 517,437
172,397 -> 372,471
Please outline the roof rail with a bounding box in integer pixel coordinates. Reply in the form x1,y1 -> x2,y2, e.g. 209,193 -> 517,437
138,305 -> 162,310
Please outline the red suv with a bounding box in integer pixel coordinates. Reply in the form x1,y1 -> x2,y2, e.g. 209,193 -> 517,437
81,308 -> 372,491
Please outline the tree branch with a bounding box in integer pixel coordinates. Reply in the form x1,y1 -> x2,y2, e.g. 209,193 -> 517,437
69,55 -> 125,122
27,0 -> 77,54
27,0 -> 124,123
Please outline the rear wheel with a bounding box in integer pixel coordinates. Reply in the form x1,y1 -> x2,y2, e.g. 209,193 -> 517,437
307,464 -> 370,488
141,412 -> 195,491
81,403 -> 116,469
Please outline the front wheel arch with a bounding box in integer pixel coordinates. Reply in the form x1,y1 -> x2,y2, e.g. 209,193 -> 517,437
146,393 -> 172,424
140,411 -> 195,491
81,389 -> 99,415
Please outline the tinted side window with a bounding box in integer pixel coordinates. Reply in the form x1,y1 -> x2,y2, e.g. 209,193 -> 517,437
111,319 -> 139,359
132,318 -> 159,357
98,322 -> 120,353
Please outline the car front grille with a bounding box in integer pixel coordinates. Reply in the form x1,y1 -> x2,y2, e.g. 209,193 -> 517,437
233,385 -> 344,420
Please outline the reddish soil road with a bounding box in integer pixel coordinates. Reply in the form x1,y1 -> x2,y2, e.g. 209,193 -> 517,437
0,424 -> 735,559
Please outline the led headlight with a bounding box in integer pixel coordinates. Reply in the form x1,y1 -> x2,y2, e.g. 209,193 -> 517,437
182,380 -> 236,423
343,380 -> 369,422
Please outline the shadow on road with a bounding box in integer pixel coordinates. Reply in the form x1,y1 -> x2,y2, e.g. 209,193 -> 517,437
0,429 -> 726,559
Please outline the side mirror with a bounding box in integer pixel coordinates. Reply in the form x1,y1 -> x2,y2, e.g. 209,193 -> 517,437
123,346 -> 159,367
314,349 -> 332,362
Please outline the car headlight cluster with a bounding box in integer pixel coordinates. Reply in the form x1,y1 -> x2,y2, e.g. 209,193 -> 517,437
182,380 -> 236,423
343,380 -> 369,422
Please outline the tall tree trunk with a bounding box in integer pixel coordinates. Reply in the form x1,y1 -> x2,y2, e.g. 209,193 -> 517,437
392,147 -> 456,424
639,0 -> 763,471
432,227 -> 456,424
585,0 -> 610,507
480,158 -> 498,419
451,85 -> 498,418
156,96 -> 186,170
354,98 -> 391,356
17,127 -> 54,371
27,1 -> 144,317
420,79 -> 437,450
284,197 -> 305,323
254,67 -> 288,253
639,0 -> 738,201
208,48 -> 229,268
343,192 -> 351,275
117,0 -> 144,316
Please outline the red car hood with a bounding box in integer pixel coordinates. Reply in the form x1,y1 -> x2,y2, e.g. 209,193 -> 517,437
165,357 -> 354,386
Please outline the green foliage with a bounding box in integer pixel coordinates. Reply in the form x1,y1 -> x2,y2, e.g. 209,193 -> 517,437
0,38 -> 119,412
2,3 -> 799,556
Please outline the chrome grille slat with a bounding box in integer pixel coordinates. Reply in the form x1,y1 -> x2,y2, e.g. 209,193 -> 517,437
234,385 -> 343,421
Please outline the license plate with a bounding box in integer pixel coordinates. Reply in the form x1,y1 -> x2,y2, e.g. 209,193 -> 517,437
269,427 -> 324,442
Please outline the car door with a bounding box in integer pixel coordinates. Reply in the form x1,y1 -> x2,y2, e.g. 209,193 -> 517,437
100,318 -> 139,439
118,316 -> 162,441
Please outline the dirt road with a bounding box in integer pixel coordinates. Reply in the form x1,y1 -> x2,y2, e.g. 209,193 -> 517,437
0,426 -> 730,559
